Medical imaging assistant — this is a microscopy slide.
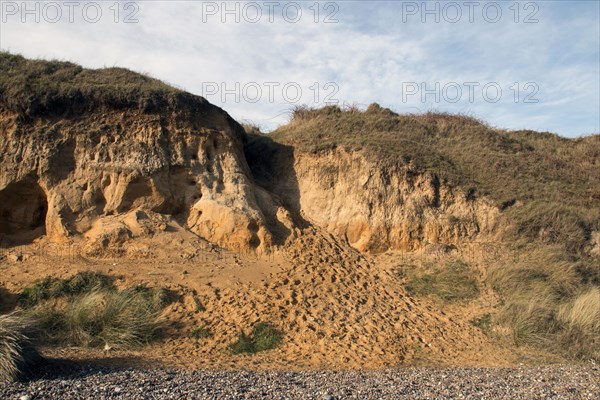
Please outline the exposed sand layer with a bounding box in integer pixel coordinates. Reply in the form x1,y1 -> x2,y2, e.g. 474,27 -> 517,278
0,223 -> 556,370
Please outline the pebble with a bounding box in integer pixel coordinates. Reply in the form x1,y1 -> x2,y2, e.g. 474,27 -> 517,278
1,364 -> 598,399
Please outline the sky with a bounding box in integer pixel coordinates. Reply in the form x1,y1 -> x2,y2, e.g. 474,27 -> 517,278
0,0 -> 599,136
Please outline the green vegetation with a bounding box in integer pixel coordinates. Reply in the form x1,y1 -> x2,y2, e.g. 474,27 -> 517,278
1,273 -> 168,379
0,52 -> 206,118
193,296 -> 206,313
19,271 -> 115,308
405,260 -> 479,302
18,272 -> 169,349
190,327 -> 212,340
28,287 -> 167,349
230,322 -> 283,354
229,332 -> 255,354
491,247 -> 600,360
470,313 -> 493,336
132,285 -> 172,311
0,313 -> 40,383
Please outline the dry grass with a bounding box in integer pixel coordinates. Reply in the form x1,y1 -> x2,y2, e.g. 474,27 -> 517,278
29,287 -> 167,349
556,288 -> 600,360
404,260 -> 479,302
0,313 -> 41,383
0,52 -> 207,118
19,274 -> 170,350
490,245 -> 600,360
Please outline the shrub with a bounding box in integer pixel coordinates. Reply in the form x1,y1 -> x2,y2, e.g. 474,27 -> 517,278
0,313 -> 42,382
230,322 -> 283,354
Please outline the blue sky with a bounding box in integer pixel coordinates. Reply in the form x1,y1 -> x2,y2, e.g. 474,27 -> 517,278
1,0 -> 598,136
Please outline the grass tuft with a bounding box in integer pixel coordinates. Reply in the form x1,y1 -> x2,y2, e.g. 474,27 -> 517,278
405,260 -> 479,302
230,322 -> 283,354
193,296 -> 206,313
190,327 -> 212,340
19,271 -> 115,308
470,313 -> 493,335
0,313 -> 42,383
17,273 -> 171,351
27,286 -> 167,349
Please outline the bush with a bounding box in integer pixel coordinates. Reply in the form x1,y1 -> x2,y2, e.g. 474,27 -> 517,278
230,322 -> 283,354
0,313 -> 42,383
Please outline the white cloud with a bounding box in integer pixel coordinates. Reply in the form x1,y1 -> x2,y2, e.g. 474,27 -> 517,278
1,1 -> 598,136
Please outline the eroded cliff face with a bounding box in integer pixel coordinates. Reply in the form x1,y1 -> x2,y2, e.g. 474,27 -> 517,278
1,98 -> 501,256
0,54 -> 500,256
249,143 -> 500,253
0,105 -> 289,252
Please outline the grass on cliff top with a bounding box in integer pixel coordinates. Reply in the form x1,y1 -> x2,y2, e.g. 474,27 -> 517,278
269,104 -> 600,254
268,104 -> 600,361
0,52 -> 204,117
271,104 -> 599,208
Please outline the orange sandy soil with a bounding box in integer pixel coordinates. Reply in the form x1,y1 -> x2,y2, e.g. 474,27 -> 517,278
0,228 -> 563,371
